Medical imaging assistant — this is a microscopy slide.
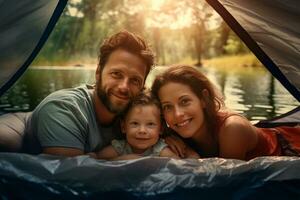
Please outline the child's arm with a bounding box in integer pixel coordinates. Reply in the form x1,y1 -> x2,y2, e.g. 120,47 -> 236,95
159,147 -> 180,159
90,145 -> 142,160
90,145 -> 119,160
110,154 -> 142,160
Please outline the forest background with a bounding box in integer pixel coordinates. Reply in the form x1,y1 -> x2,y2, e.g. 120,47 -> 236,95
33,0 -> 262,68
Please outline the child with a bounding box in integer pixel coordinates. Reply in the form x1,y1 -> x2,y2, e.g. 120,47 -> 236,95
93,90 -> 179,160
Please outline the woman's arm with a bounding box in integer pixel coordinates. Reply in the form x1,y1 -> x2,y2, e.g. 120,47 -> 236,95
159,147 -> 180,159
184,146 -> 201,159
165,135 -> 186,158
165,135 -> 201,159
218,115 -> 257,160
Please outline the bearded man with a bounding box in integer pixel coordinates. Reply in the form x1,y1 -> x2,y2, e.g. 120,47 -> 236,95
25,30 -> 154,157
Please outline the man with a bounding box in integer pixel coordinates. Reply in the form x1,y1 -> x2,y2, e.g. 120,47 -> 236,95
24,30 -> 155,157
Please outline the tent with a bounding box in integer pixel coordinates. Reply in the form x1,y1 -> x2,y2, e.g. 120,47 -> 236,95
0,0 -> 300,199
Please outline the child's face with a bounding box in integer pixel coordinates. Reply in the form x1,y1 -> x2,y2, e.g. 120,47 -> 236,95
121,104 -> 161,154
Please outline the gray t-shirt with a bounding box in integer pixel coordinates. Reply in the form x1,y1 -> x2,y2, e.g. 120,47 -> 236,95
111,138 -> 168,156
27,85 -> 120,154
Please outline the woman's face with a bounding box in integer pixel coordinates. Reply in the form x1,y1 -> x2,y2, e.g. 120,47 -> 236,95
158,82 -> 206,139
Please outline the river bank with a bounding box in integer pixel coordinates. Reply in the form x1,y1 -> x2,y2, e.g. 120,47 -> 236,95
203,54 -> 263,69
32,54 -> 262,69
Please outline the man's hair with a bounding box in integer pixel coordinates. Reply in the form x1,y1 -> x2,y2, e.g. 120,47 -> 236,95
98,30 -> 155,76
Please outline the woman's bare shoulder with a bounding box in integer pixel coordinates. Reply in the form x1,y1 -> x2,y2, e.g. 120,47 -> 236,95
222,114 -> 252,128
218,114 -> 258,159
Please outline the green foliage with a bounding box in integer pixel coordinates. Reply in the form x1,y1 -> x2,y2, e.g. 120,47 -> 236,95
224,32 -> 250,55
34,0 -> 253,66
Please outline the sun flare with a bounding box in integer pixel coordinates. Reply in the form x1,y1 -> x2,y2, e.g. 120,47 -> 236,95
145,0 -> 194,29
151,0 -> 165,10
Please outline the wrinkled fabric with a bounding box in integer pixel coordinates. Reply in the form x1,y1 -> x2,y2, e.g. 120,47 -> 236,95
219,0 -> 300,95
0,0 -> 60,90
0,154 -> 300,199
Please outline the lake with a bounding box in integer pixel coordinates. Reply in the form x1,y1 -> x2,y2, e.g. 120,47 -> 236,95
0,65 -> 299,123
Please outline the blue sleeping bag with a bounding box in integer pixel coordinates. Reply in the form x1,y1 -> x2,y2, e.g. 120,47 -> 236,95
1,153 -> 300,199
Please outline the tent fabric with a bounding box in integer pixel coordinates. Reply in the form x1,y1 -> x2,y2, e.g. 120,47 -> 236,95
1,154 -> 300,199
207,0 -> 300,101
0,0 -> 67,96
255,106 -> 300,128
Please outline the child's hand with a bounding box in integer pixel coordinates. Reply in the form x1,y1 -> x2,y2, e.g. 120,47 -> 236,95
112,154 -> 142,160
165,135 -> 186,158
87,152 -> 97,158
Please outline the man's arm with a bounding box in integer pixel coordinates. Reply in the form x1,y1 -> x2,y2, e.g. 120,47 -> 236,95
42,147 -> 85,157
33,100 -> 90,157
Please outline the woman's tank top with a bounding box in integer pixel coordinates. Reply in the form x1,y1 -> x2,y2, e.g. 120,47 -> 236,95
217,112 -> 300,160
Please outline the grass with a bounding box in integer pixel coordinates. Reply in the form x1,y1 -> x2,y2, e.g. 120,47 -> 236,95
203,54 -> 263,69
158,54 -> 264,72
31,53 -> 263,71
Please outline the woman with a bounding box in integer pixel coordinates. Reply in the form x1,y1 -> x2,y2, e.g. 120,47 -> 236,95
151,65 -> 300,160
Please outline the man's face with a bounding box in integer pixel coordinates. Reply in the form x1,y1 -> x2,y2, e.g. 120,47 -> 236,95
96,49 -> 147,114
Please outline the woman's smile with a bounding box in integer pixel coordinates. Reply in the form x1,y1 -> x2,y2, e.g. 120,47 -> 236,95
158,82 -> 206,138
175,118 -> 192,128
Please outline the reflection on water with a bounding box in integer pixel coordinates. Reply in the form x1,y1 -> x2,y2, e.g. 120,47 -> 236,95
0,67 -> 95,112
0,66 -> 299,122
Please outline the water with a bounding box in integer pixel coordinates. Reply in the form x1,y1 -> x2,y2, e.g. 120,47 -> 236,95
0,65 -> 299,123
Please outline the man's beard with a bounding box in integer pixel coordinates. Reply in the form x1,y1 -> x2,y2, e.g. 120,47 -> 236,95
96,82 -> 129,114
